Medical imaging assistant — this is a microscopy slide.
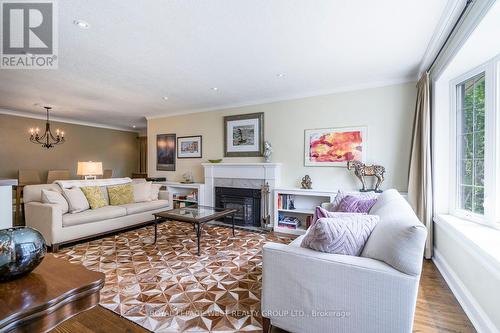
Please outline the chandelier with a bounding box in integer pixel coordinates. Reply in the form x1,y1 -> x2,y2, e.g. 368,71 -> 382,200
29,106 -> 65,149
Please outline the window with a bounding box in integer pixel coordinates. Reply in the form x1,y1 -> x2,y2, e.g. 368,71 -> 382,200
451,57 -> 499,225
456,73 -> 485,215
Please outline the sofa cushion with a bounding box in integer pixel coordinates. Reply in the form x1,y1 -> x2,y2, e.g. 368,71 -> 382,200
100,186 -> 109,205
301,215 -> 379,256
41,189 -> 69,214
336,195 -> 377,213
133,182 -> 152,203
324,190 -> 379,211
62,187 -> 90,214
80,186 -> 107,209
62,206 -> 127,227
23,184 -> 62,203
108,184 -> 134,205
360,189 -> 427,276
120,200 -> 169,215
150,184 -> 162,200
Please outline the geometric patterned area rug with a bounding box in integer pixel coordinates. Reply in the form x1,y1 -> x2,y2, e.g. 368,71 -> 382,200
55,221 -> 292,332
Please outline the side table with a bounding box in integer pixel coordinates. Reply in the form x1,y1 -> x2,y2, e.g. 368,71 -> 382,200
0,254 -> 105,333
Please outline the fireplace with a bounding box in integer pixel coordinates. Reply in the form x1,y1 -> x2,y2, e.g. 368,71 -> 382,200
215,187 -> 261,227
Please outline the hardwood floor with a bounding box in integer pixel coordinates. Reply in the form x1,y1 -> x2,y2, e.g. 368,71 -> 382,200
413,261 -> 476,333
50,260 -> 476,333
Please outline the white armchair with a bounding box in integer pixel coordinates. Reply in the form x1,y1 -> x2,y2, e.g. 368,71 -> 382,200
262,189 -> 427,333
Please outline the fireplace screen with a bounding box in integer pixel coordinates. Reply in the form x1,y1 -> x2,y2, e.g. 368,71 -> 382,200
215,187 -> 261,227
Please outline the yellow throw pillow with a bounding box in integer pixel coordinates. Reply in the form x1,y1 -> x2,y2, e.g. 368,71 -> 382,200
107,184 -> 134,206
80,186 -> 107,209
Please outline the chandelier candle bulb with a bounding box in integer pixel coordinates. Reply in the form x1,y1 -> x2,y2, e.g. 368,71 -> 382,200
28,107 -> 66,149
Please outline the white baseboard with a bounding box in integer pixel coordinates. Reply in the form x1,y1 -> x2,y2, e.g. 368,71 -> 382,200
433,250 -> 499,333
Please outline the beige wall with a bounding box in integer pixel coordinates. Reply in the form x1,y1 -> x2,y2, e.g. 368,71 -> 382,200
0,114 -> 139,181
148,82 -> 416,191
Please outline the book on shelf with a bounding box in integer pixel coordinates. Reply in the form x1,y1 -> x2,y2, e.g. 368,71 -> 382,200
277,214 -> 301,229
277,194 -> 296,210
306,215 -> 313,229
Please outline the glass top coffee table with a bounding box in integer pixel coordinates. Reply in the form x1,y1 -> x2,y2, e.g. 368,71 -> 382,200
152,206 -> 238,255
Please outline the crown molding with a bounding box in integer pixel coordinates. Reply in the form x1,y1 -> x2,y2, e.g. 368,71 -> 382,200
417,0 -> 466,77
145,76 -> 416,120
0,108 -> 140,133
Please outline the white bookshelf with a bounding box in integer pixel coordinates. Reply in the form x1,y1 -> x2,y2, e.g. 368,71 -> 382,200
273,188 -> 337,235
155,181 -> 205,208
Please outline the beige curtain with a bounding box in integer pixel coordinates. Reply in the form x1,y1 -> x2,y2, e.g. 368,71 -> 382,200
408,73 -> 433,259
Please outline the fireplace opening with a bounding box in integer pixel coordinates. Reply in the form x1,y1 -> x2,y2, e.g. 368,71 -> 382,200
215,187 -> 261,227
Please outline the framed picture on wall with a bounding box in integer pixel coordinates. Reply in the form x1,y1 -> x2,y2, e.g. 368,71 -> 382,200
157,133 -> 176,171
224,112 -> 264,157
304,126 -> 367,167
177,135 -> 202,158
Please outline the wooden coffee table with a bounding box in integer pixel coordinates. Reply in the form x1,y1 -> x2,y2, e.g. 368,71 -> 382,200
0,254 -> 105,333
153,205 -> 238,255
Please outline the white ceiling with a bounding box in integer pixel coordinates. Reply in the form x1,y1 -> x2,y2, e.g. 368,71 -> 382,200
0,0 -> 450,130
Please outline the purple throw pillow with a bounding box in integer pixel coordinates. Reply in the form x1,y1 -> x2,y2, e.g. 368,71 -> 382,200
301,215 -> 379,256
336,195 -> 377,213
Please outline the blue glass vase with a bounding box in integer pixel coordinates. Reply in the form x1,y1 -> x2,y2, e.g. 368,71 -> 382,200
0,226 -> 47,281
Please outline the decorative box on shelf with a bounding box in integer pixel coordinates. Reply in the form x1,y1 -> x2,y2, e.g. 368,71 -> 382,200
273,188 -> 338,235
154,181 -> 205,208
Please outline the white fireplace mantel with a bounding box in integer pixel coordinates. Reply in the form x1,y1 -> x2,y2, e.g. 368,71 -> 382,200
202,163 -> 281,219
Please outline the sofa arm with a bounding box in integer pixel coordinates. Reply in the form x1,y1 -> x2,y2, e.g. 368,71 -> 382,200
25,202 -> 63,246
262,242 -> 420,333
158,190 -> 169,201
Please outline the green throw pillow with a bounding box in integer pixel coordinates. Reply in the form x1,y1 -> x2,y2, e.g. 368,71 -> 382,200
107,184 -> 134,206
80,186 -> 107,209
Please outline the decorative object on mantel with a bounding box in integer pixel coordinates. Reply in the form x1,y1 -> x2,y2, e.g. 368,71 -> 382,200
224,112 -> 264,157
347,160 -> 385,193
301,175 -> 312,189
263,140 -> 273,162
304,126 -> 366,166
181,172 -> 194,184
208,159 -> 223,163
77,161 -> 103,180
157,133 -> 176,171
0,226 -> 46,281
29,106 -> 65,149
177,135 -> 202,158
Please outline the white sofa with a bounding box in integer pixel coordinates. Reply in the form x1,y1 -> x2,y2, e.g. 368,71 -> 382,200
24,179 -> 170,251
262,189 -> 427,333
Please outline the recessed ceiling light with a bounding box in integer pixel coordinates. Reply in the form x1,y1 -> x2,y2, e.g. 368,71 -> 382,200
132,125 -> 136,128
276,73 -> 286,78
162,96 -> 169,101
73,19 -> 90,29
211,87 -> 219,91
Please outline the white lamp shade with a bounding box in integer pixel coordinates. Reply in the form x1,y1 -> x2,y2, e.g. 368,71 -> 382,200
77,161 -> 103,176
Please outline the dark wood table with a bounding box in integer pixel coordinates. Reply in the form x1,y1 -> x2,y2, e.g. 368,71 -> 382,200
0,254 -> 105,333
153,206 -> 238,255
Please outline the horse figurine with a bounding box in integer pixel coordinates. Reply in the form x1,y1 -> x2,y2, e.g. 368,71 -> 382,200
347,160 -> 385,193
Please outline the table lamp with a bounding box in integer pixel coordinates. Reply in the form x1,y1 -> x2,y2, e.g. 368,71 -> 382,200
77,161 -> 103,180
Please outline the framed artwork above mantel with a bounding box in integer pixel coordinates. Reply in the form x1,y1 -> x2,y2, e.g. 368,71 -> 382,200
224,112 -> 264,157
304,126 -> 367,167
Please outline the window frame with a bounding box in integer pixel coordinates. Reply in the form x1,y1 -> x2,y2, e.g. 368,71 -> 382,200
449,56 -> 499,226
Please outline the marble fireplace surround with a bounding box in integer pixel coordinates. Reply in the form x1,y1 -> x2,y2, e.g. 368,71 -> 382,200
202,163 -> 281,228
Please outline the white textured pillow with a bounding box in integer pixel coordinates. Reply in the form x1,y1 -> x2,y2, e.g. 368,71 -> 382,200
62,187 -> 90,214
150,184 -> 162,201
41,189 -> 69,214
133,182 -> 152,202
